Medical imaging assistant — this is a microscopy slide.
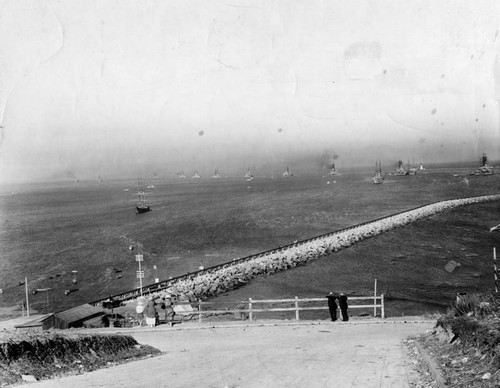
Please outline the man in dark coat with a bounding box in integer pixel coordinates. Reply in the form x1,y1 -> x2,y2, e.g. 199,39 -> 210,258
325,292 -> 338,321
338,292 -> 348,321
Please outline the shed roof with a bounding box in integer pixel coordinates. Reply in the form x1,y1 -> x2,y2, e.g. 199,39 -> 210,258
54,304 -> 104,324
14,314 -> 53,328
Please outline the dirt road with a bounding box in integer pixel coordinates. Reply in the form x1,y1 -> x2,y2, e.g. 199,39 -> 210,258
24,318 -> 434,388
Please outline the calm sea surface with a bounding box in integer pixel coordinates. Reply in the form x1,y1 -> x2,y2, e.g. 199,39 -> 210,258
0,169 -> 499,317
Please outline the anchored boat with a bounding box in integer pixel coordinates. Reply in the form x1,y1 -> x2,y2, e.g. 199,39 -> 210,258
373,161 -> 384,184
136,179 -> 152,214
244,168 -> 254,181
282,166 -> 293,177
211,169 -> 222,178
328,163 -> 341,176
394,160 -> 407,176
470,153 -> 494,176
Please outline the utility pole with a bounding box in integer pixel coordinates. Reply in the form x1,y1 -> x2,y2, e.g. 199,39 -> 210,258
494,247 -> 498,293
24,277 -> 30,317
153,264 -> 159,283
136,254 -> 144,296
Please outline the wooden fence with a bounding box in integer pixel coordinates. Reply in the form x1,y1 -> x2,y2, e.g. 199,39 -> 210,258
174,294 -> 385,322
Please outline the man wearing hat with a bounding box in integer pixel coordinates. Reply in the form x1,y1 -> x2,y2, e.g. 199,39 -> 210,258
339,292 -> 349,321
325,292 -> 338,321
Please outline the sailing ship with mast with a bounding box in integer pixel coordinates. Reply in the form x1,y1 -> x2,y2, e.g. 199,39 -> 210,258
192,170 -> 201,179
211,169 -> 222,178
282,166 -> 293,177
244,168 -> 254,181
373,161 -> 384,184
136,179 -> 151,214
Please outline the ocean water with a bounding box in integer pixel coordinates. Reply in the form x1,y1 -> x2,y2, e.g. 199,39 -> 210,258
0,169 -> 499,318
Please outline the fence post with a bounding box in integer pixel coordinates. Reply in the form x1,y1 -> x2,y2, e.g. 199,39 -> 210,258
381,294 -> 385,319
198,299 -> 202,323
295,296 -> 300,320
494,247 -> 498,293
373,279 -> 377,317
249,298 -> 253,321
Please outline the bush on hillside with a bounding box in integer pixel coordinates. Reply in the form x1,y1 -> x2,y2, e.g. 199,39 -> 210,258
437,293 -> 500,366
0,331 -> 160,386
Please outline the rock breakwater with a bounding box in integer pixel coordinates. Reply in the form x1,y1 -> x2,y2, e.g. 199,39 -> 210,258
145,194 -> 500,302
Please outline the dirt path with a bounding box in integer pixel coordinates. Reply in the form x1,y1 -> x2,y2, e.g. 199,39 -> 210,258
25,318 -> 434,388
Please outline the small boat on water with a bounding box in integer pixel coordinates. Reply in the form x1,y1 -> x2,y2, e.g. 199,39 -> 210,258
32,288 -> 53,294
328,163 -> 341,176
245,168 -> 254,181
177,171 -> 186,178
211,169 -> 222,178
192,171 -> 201,179
373,161 -> 384,184
136,179 -> 152,214
282,166 -> 293,177
470,153 -> 494,176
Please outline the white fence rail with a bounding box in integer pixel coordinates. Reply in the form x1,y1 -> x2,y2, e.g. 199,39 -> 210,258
175,295 -> 385,322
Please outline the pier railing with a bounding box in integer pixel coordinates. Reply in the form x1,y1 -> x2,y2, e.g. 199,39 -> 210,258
89,195 -> 500,307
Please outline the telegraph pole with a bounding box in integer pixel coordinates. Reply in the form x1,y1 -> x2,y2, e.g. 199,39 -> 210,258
153,264 -> 159,283
24,277 -> 30,317
494,247 -> 498,293
136,254 -> 144,295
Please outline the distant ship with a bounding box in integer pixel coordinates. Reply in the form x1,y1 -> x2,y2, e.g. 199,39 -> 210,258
192,171 -> 201,179
419,163 -> 425,171
136,179 -> 152,214
211,169 -> 222,178
177,171 -> 186,178
373,161 -> 384,184
406,160 -> 418,175
470,153 -> 494,176
394,160 -> 408,176
244,168 -> 254,181
282,166 -> 293,177
328,163 -> 341,176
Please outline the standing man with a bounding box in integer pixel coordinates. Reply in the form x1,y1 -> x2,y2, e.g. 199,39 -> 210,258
325,292 -> 338,321
339,292 -> 348,321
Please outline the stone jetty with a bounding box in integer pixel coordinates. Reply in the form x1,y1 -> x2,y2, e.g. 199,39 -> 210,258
140,194 -> 500,303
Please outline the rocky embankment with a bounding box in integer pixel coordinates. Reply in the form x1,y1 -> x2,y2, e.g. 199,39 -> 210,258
0,331 -> 160,386
141,194 -> 500,302
412,293 -> 500,387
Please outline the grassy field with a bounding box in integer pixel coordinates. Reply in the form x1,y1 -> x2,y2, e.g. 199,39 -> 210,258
0,169 -> 499,319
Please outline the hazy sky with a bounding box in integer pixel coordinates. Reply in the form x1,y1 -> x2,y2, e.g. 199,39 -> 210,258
1,0 -> 500,183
